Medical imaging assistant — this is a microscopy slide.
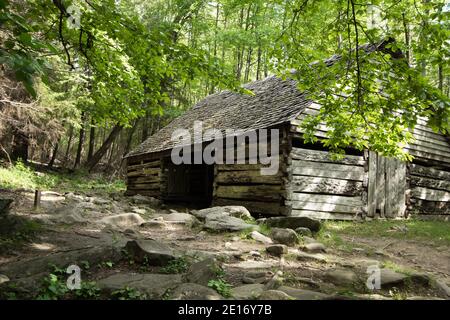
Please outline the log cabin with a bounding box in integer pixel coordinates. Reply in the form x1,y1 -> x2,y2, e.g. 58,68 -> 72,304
124,42 -> 450,221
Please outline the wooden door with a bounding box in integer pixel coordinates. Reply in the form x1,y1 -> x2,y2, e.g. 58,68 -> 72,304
367,151 -> 407,218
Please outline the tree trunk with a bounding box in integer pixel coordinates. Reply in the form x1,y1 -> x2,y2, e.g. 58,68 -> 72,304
64,126 -> 73,163
85,124 -> 123,172
73,112 -> 86,169
87,118 -> 95,162
123,119 -> 139,157
48,141 -> 59,168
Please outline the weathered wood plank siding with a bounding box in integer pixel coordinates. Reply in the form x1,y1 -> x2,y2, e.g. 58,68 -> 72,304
286,147 -> 366,220
212,126 -> 289,216
408,164 -> 450,216
125,157 -> 162,198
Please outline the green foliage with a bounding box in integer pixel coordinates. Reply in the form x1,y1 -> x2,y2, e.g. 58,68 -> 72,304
37,273 -> 69,300
0,160 -> 125,193
160,257 -> 190,274
320,219 -> 450,246
111,287 -> 147,300
207,279 -> 232,298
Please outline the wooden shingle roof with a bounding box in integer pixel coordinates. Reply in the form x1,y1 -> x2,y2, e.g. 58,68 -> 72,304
126,76 -> 312,158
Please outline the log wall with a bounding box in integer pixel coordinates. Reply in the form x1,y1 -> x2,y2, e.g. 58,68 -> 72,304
285,147 -> 365,220
212,126 -> 289,216
408,164 -> 450,218
125,156 -> 162,198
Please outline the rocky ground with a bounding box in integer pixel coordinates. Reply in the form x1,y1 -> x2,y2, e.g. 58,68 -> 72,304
0,190 -> 449,300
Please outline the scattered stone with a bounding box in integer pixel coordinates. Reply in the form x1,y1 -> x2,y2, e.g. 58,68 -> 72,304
130,195 -> 161,207
97,273 -> 182,299
231,284 -> 265,300
435,279 -> 450,297
250,231 -> 273,244
192,206 -> 252,220
204,214 -> 256,232
266,244 -> 288,257
0,274 -> 10,285
92,197 -> 110,205
231,236 -> 240,242
278,286 -> 331,300
124,239 -> 180,265
249,251 -> 262,258
163,212 -> 201,227
140,219 -> 166,228
123,228 -> 141,239
226,260 -> 279,270
379,268 -> 409,288
296,250 -> 327,263
302,242 -> 327,253
324,268 -> 359,287
258,290 -> 294,300
184,258 -> 221,287
242,271 -> 273,284
295,227 -> 312,237
270,228 -> 298,246
100,213 -> 145,229
265,217 -> 321,232
171,283 -> 222,300
295,277 -> 320,289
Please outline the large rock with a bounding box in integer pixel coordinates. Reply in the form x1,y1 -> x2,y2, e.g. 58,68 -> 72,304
258,290 -> 294,300
100,213 -> 145,229
161,212 -> 200,227
295,227 -> 312,237
302,242 -> 327,253
435,279 -> 450,297
266,244 -> 288,257
97,273 -> 182,299
379,268 -> 409,288
324,268 -> 359,287
204,214 -> 256,232
0,274 -> 9,285
270,228 -> 298,246
125,239 -> 180,265
250,231 -> 273,244
266,217 -> 321,232
193,206 -> 252,220
184,257 -> 221,286
296,250 -> 327,263
171,283 -> 222,300
231,284 -> 265,300
278,286 -> 331,300
0,245 -> 122,280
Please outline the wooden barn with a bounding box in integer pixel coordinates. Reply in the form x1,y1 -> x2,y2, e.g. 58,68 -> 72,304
125,51 -> 450,221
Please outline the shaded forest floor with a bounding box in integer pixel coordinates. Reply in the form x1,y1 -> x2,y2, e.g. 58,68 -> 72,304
0,186 -> 449,300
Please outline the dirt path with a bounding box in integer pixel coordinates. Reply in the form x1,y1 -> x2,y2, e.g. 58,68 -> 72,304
0,189 -> 449,300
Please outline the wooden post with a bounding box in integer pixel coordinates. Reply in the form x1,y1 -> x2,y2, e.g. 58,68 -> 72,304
34,190 -> 41,210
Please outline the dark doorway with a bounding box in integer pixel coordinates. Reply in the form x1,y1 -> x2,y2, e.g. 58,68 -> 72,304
163,159 -> 214,207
